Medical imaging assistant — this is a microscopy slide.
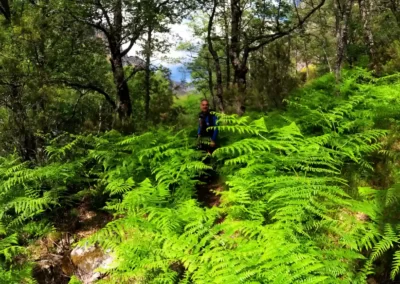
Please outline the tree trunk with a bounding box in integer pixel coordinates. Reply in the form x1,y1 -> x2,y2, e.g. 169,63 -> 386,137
317,8 -> 333,72
388,0 -> 400,27
98,102 -> 103,134
10,85 -> 36,161
145,27 -> 152,119
206,57 -> 217,109
230,0 -> 242,85
334,0 -> 354,83
110,0 -> 132,120
35,1 -> 51,162
303,37 -> 310,80
207,0 -> 225,112
233,67 -> 247,115
0,0 -> 11,23
111,54 -> 132,119
230,0 -> 248,115
222,0 -> 231,88
358,0 -> 378,71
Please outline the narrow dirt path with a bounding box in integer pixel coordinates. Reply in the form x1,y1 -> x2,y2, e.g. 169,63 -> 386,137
196,169 -> 224,207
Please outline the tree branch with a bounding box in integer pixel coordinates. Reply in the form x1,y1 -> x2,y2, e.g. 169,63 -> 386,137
276,0 -> 283,31
121,66 -> 145,87
95,0 -> 113,32
67,9 -> 110,38
293,0 -> 302,23
67,90 -> 88,122
0,0 -> 11,22
248,0 -> 326,52
58,80 -> 116,110
120,31 -> 143,57
0,6 -> 6,16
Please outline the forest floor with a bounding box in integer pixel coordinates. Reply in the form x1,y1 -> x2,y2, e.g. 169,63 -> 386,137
196,169 -> 224,208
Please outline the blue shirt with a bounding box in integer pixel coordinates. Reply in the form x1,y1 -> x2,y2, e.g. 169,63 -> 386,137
198,114 -> 218,141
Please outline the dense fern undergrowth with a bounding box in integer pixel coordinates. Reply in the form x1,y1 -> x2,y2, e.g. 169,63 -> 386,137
2,70 -> 400,283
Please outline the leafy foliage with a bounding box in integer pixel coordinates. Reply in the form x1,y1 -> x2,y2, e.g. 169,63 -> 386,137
74,70 -> 398,283
49,73 -> 389,282
0,68 -> 400,283
1,0 -> 400,281
0,144 -> 89,282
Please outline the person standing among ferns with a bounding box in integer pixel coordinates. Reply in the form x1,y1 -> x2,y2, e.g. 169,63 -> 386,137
198,99 -> 218,154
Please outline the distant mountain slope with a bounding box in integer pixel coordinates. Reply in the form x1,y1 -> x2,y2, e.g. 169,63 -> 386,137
171,81 -> 195,96
121,55 -> 193,95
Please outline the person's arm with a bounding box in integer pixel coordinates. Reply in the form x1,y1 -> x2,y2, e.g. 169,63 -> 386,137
211,115 -> 218,142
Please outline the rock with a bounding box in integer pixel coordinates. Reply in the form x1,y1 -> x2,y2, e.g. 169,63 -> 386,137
33,254 -> 71,284
71,244 -> 114,284
356,212 -> 370,222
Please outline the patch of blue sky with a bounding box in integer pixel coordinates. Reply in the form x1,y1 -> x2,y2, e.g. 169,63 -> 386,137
125,20 -> 195,82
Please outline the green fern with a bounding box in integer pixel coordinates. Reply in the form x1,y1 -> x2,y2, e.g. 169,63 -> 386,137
1,69 -> 399,283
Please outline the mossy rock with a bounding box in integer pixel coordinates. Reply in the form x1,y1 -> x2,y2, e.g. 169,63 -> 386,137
70,245 -> 114,283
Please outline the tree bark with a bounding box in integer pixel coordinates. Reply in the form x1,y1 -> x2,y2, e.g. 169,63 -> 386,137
358,0 -> 378,71
145,27 -> 152,119
206,57 -> 216,109
72,0 -> 138,122
110,54 -> 132,119
317,8 -> 333,72
230,0 -> 248,115
230,0 -> 243,86
303,36 -> 310,80
110,0 -> 132,120
222,0 -> 231,88
387,0 -> 400,27
227,0 -> 325,112
0,0 -> 11,23
334,0 -> 354,83
207,0 -> 225,112
9,85 -> 36,161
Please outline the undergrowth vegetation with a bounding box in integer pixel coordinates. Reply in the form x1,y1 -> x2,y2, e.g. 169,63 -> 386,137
1,70 -> 400,283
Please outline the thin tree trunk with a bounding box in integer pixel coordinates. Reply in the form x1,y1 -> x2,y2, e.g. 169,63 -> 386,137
110,0 -> 132,121
388,0 -> 400,27
334,0 -> 354,83
35,1 -> 51,162
223,0 -> 231,88
317,9 -> 333,72
10,85 -> 36,161
230,0 -> 245,87
322,40 -> 332,72
111,54 -> 132,119
145,27 -> 152,119
98,102 -> 103,134
0,0 -> 11,23
230,0 -> 248,115
207,0 -> 225,112
303,37 -> 310,80
358,0 -> 378,71
206,57 -> 216,109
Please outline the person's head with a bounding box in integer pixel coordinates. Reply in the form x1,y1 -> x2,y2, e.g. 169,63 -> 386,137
200,99 -> 209,112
